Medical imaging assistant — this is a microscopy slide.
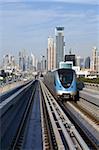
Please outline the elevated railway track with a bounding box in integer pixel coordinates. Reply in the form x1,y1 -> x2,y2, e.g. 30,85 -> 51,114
61,101 -> 99,149
40,80 -> 97,149
0,79 -> 99,150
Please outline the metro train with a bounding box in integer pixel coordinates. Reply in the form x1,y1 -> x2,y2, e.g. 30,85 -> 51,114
43,68 -> 79,101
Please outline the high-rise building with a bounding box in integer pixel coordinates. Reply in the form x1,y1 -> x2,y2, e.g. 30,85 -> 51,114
37,61 -> 41,71
85,57 -> 90,69
55,27 -> 65,68
76,56 -> 84,69
19,50 -> 27,71
47,37 -> 55,71
3,54 -> 16,71
31,53 -> 38,71
3,54 -> 10,68
97,55 -> 99,74
41,55 -> 46,72
92,47 -> 97,71
19,51 -> 22,70
27,56 -> 30,70
91,47 -> 99,76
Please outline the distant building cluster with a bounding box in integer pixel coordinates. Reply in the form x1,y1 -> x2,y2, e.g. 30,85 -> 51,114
19,50 -> 38,72
0,27 -> 99,77
2,54 -> 16,73
46,27 -> 99,77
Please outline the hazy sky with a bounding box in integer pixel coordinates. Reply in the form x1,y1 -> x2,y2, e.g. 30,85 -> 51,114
0,0 -> 99,61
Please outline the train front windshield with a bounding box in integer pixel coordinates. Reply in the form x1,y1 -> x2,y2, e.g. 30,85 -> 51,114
58,69 -> 74,88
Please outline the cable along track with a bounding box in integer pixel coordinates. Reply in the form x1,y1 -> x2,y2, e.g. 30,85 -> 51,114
40,81 -> 90,150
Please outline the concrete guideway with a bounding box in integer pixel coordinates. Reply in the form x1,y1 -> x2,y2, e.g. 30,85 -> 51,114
78,98 -> 99,121
0,80 -> 32,103
0,80 -> 25,94
0,81 -> 33,117
80,89 -> 99,106
40,81 -> 65,150
0,80 -> 35,149
64,101 -> 99,149
84,82 -> 99,91
1,79 -> 98,150
23,82 -> 42,150
40,80 -> 90,150
83,87 -> 99,95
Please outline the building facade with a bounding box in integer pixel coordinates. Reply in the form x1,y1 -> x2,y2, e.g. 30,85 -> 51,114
55,27 -> 65,68
41,55 -> 47,72
85,57 -> 90,69
19,50 -> 27,71
3,54 -> 16,71
97,55 -> 99,74
31,53 -> 38,71
76,56 -> 84,69
47,37 -> 55,71
92,47 -> 97,71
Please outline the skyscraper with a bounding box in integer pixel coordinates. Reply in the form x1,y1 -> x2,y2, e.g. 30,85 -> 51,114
76,56 -> 84,69
19,51 -> 22,70
85,57 -> 90,69
31,53 -> 37,71
47,37 -> 55,71
19,50 -> 27,71
3,54 -> 16,71
55,27 -> 65,68
92,47 -> 97,72
97,55 -> 99,74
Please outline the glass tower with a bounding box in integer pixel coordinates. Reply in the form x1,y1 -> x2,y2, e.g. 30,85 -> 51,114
55,27 -> 64,68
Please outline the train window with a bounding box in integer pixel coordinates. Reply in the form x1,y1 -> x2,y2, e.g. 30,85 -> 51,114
58,69 -> 73,88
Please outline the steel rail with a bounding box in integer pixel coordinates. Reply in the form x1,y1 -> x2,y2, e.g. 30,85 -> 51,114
39,84 -> 50,150
75,100 -> 99,124
65,101 -> 99,149
40,81 -> 89,150
40,81 -> 65,150
79,91 -> 99,107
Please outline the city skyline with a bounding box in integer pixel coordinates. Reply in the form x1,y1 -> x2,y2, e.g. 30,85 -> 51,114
0,0 -> 99,60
